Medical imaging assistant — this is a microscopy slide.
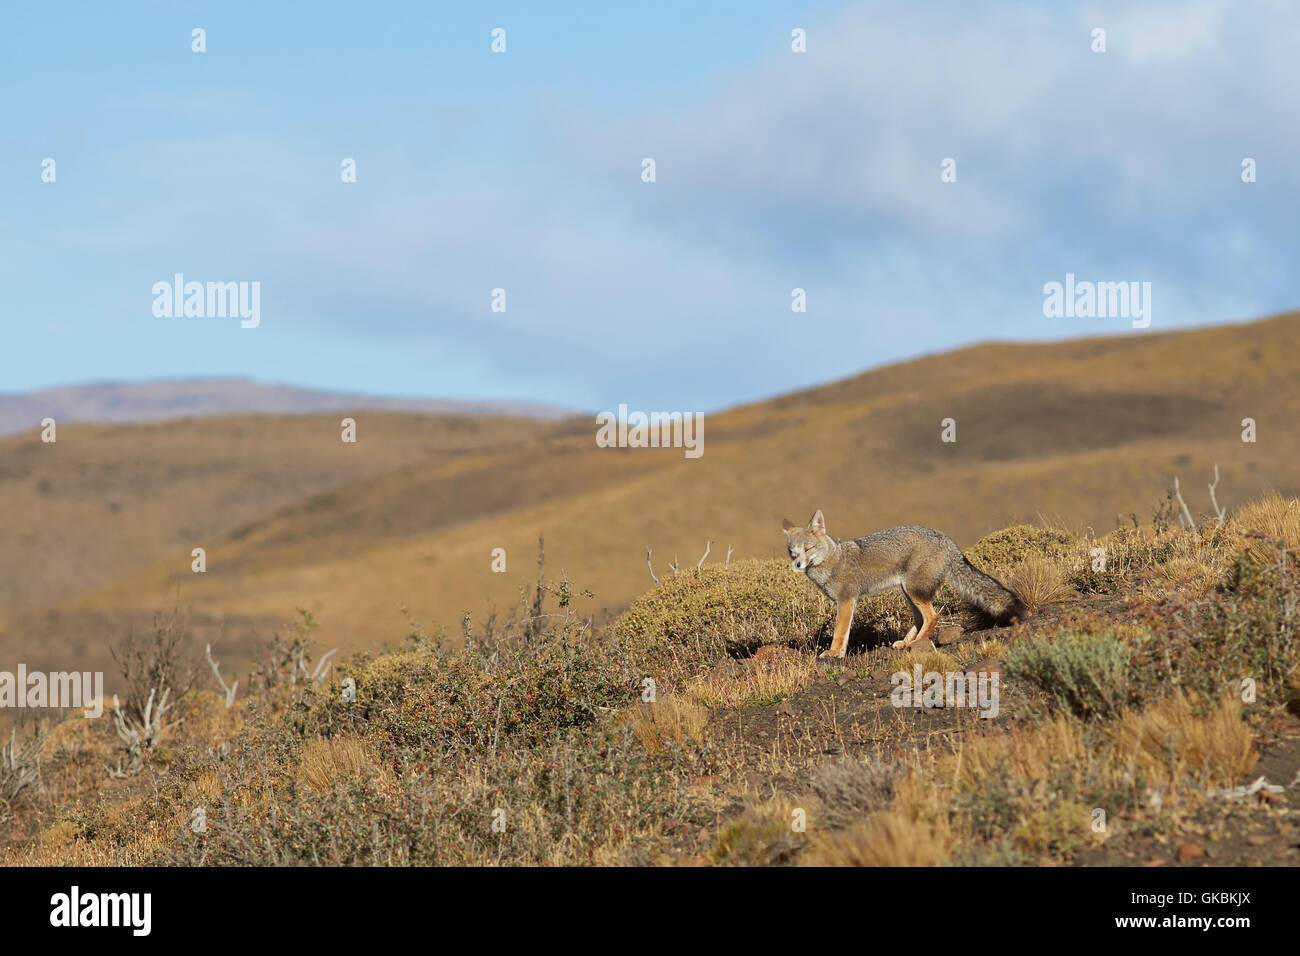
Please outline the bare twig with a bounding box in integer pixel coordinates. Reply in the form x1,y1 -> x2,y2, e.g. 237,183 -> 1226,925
1173,476 -> 1197,532
1,728 -> 42,815
696,540 -> 712,570
1208,462 -> 1226,524
725,545 -> 734,565
310,648 -> 338,686
205,643 -> 238,708
645,546 -> 659,584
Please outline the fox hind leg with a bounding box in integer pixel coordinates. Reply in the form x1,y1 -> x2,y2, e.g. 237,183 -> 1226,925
894,586 -> 938,650
897,586 -> 922,647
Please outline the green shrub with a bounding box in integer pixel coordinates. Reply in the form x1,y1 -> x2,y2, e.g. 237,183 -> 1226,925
1009,633 -> 1135,719
297,640 -> 631,753
967,525 -> 1078,572
1154,543 -> 1300,701
613,559 -> 832,667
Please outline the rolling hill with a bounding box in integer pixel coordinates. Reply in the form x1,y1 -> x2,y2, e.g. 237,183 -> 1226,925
2,311 -> 1298,683
0,378 -> 573,436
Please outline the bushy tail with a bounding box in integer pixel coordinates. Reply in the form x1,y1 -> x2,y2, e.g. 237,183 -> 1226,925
946,557 -> 1027,626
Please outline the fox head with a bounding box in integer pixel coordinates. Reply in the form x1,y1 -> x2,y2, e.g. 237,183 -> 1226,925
781,510 -> 832,572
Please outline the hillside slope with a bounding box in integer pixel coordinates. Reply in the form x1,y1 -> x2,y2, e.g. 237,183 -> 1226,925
2,311 -> 1298,680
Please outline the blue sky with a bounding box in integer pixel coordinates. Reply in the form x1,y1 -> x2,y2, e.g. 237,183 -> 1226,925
2,1 -> 1296,412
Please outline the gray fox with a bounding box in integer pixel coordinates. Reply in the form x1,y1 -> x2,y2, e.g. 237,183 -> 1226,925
781,510 -> 1025,659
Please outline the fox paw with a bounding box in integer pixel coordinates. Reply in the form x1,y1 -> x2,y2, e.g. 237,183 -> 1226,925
818,649 -> 845,660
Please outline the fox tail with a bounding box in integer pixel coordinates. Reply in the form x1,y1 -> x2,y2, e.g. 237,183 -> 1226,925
946,557 -> 1027,626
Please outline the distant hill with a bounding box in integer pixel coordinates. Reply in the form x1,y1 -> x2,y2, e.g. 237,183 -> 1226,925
2,311 -> 1298,684
0,379 -> 574,436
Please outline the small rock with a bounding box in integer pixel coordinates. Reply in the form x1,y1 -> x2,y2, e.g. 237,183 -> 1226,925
967,657 -> 1006,676
752,645 -> 800,663
775,700 -> 794,716
1245,834 -> 1270,847
934,622 -> 964,646
697,827 -> 711,844
1177,842 -> 1207,862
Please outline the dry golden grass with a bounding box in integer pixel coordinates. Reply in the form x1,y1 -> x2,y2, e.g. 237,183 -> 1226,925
810,715 -> 1122,866
954,715 -> 1083,788
38,820 -> 79,851
40,712 -> 114,761
974,637 -> 1010,659
907,649 -> 961,674
188,768 -> 223,806
4,791 -> 177,867
1231,492 -> 1300,564
174,690 -> 244,746
1083,520 -> 1238,598
1113,693 -> 1258,790
1233,491 -> 1300,543
1149,555 -> 1220,593
1008,554 -> 1077,612
711,793 -> 814,866
622,696 -> 709,754
810,691 -> 1258,866
296,736 -> 390,794
806,774 -> 951,866
684,653 -> 823,708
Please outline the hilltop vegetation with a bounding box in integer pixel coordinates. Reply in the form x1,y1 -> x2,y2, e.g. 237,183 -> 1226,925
3,493 -> 1298,866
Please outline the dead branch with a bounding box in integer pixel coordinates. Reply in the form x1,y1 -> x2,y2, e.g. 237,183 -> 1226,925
696,540 -> 712,570
205,643 -> 238,708
1208,462 -> 1226,524
1173,476 -> 1197,532
1,728 -> 42,814
645,546 -> 659,584
109,687 -> 176,777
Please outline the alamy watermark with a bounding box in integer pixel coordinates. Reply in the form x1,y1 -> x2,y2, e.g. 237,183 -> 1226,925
595,404 -> 703,459
50,886 -> 151,936
152,274 -> 260,328
0,665 -> 104,718
891,664 -> 1000,718
1042,273 -> 1151,328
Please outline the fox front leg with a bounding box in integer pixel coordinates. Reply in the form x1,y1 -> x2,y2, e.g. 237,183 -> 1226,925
820,597 -> 857,659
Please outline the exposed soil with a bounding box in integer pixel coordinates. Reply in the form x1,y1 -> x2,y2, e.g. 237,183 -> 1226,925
698,592 -> 1300,866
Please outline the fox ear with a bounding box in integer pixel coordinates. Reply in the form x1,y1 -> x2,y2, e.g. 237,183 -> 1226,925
781,518 -> 796,534
808,510 -> 826,534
